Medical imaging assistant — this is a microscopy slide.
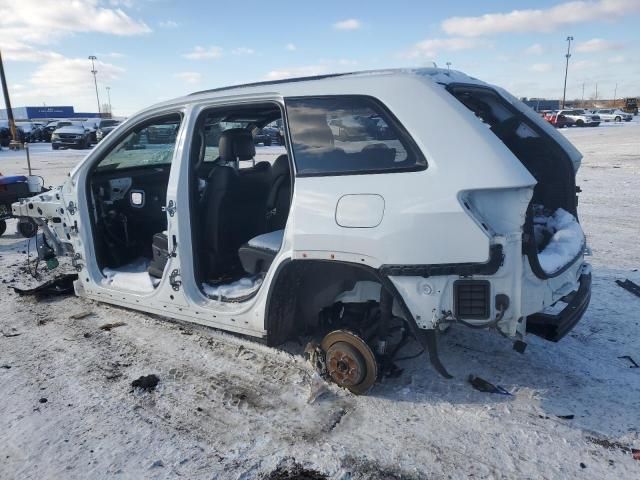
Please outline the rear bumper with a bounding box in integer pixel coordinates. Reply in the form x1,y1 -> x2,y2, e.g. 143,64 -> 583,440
526,272 -> 591,342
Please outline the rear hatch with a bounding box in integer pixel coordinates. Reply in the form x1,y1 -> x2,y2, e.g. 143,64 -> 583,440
445,83 -> 586,279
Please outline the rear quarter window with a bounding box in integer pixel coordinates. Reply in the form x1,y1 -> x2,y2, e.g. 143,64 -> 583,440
285,96 -> 426,176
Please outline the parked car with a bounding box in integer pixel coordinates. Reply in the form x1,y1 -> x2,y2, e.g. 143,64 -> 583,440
95,119 -> 121,142
12,68 -> 591,394
253,126 -> 279,146
557,109 -> 600,127
543,111 -> 574,128
15,122 -> 43,142
590,109 -> 632,122
50,121 -> 92,149
0,122 -> 11,147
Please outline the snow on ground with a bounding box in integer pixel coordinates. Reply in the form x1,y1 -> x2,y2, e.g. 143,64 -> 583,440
1,127 -> 639,479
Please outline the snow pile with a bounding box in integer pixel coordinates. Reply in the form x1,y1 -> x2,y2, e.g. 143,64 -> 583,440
102,257 -> 160,293
534,208 -> 585,274
203,275 -> 263,301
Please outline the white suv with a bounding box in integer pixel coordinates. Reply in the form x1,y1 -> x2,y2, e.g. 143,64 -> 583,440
591,108 -> 632,122
557,109 -> 601,127
13,69 -> 591,394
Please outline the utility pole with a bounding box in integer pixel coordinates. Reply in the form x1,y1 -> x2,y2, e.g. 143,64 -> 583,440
613,83 -> 618,106
562,36 -> 573,109
88,55 -> 101,116
446,62 -> 451,71
106,86 -> 112,116
0,50 -> 18,141
595,83 -> 598,101
581,82 -> 585,107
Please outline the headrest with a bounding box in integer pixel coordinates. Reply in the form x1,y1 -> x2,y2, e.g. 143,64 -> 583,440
272,154 -> 290,177
218,128 -> 255,163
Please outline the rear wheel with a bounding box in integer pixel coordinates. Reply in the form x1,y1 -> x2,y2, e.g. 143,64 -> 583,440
52,144 -> 59,150
320,330 -> 378,395
614,116 -> 622,122
0,219 -> 6,236
17,218 -> 37,238
576,119 -> 584,127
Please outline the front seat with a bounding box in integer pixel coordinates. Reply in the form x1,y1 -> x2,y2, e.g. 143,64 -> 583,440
200,128 -> 270,280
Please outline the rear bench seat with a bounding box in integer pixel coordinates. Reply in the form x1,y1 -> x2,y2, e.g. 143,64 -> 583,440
238,229 -> 284,274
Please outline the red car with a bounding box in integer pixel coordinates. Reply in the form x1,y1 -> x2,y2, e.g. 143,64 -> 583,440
543,111 -> 574,128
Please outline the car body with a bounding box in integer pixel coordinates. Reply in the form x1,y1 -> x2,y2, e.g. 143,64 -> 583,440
95,119 -> 121,142
13,68 -> 591,393
590,109 -> 632,122
51,121 -> 92,149
557,109 -> 600,127
543,111 -> 574,128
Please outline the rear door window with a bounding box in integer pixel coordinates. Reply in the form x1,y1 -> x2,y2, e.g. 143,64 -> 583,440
285,96 -> 426,176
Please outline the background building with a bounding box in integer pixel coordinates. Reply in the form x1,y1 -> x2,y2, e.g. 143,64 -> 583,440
0,106 -> 102,121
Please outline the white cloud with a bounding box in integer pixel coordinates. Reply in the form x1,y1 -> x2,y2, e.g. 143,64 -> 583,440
575,38 -> 624,53
183,46 -> 223,60
404,37 -> 490,59
173,72 -> 201,84
231,47 -> 255,55
529,63 -> 553,72
158,20 -> 179,28
0,41 -> 62,62
333,19 -> 361,31
13,56 -> 124,111
285,43 -> 297,51
441,0 -> 640,37
572,59 -> 598,70
525,43 -> 545,55
608,54 -> 625,63
265,65 -> 328,80
0,0 -> 151,44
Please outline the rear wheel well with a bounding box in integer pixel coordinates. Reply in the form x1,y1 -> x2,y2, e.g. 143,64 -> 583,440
264,259 -> 381,346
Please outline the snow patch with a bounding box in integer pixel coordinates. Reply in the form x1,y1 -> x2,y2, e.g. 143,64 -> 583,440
534,208 -> 585,274
202,276 -> 263,301
102,258 -> 160,293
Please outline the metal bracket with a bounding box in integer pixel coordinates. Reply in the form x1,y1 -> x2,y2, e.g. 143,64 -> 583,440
169,269 -> 181,291
162,200 -> 176,217
72,252 -> 83,272
67,201 -> 76,215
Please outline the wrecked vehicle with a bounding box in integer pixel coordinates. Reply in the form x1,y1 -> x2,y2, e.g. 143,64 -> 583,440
13,69 -> 591,394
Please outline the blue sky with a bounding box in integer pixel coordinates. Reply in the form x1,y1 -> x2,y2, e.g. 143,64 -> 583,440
1,0 -> 639,116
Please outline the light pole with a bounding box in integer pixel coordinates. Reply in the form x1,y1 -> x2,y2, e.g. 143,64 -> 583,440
88,55 -> 101,116
446,62 -> 451,71
561,36 -> 573,109
106,86 -> 112,116
613,83 -> 617,106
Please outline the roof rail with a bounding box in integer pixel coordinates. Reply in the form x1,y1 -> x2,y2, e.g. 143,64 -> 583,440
188,72 -> 354,96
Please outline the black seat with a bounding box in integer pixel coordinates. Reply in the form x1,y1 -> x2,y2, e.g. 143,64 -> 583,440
200,128 -> 271,280
266,154 -> 291,230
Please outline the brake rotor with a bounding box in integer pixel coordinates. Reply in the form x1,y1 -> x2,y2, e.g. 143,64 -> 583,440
320,330 -> 377,395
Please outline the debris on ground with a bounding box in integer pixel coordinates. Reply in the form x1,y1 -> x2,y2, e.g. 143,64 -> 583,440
1,331 -> 22,338
468,375 -> 512,395
99,322 -> 126,331
69,311 -> 93,320
307,373 -> 330,404
615,279 -> 640,297
38,398 -> 47,404
131,374 -> 160,392
12,273 -> 78,297
557,414 -> 575,420
618,355 -> 639,368
263,459 -> 327,480
632,449 -> 640,461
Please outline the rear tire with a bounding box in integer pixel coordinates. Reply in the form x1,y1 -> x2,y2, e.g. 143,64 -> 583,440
0,219 -> 6,237
52,144 -> 59,150
614,116 -> 621,122
264,138 -> 272,146
576,119 -> 584,127
17,218 -> 37,238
